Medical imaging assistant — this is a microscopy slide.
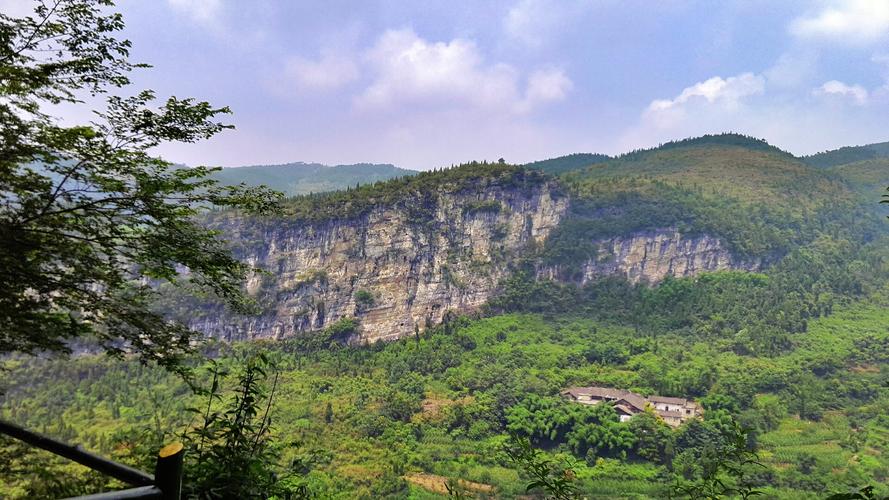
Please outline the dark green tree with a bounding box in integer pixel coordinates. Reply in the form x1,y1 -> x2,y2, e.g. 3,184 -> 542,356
183,355 -> 294,499
0,1 -> 280,369
504,433 -> 578,500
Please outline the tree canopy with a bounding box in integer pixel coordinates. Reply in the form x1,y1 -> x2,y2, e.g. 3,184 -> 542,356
0,0 -> 280,369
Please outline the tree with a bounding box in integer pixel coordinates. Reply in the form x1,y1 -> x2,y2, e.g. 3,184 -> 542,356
0,1 -> 280,369
504,433 -> 578,500
882,187 -> 888,218
671,421 -> 765,499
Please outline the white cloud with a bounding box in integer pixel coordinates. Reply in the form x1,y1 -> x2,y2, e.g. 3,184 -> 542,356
764,51 -> 819,89
790,0 -> 889,45
283,50 -> 359,91
503,0 -> 586,48
622,66 -> 889,157
0,0 -> 36,18
167,0 -> 222,25
814,80 -> 869,104
647,73 -> 765,113
521,68 -> 574,111
355,29 -> 570,114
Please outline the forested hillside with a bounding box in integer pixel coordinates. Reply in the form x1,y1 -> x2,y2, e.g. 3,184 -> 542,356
2,134 -> 888,498
523,153 -> 611,175
802,141 -> 889,169
209,162 -> 416,197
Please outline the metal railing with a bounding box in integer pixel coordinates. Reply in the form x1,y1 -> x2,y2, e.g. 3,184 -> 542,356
0,419 -> 183,499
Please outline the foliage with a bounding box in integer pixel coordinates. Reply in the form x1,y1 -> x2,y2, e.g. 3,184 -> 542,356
504,433 -> 578,499
354,289 -> 375,310
671,421 -> 765,499
523,153 -> 611,175
616,133 -> 794,161
182,354 -> 284,498
2,291 -> 889,497
803,141 -> 889,168
210,162 -> 416,197
461,199 -> 501,216
212,160 -> 549,226
826,486 -> 889,500
0,0 -> 280,368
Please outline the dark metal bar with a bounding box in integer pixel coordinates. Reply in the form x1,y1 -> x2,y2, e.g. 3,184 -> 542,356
65,486 -> 163,500
0,419 -> 155,486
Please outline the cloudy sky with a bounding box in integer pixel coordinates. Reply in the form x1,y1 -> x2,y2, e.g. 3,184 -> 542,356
28,1 -> 889,168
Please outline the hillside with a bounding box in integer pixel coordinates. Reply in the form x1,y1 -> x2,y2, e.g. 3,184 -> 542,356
802,141 -> 889,168
523,152 -> 610,175
564,137 -> 847,208
209,161 -> 416,197
828,158 -> 889,201
544,135 -> 871,281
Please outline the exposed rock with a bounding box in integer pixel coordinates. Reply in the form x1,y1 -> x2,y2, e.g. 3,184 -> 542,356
188,189 -> 762,344
538,229 -> 761,285
190,183 -> 568,343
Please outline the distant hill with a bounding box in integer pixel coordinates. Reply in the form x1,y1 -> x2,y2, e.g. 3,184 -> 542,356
563,133 -> 844,209
802,141 -> 889,168
828,158 -> 889,212
619,133 -> 795,160
523,153 -> 610,175
209,162 -> 416,197
547,133 -> 866,264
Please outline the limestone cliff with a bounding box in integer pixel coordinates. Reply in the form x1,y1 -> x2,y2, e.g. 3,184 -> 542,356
186,164 -> 765,344
538,229 -> 762,285
190,180 -> 568,343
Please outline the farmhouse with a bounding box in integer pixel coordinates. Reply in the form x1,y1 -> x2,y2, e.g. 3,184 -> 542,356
561,386 -> 702,427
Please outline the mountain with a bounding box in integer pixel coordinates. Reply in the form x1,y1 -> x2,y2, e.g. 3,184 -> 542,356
208,162 -> 416,197
828,158 -> 889,217
5,134 -> 889,498
188,163 -> 567,342
171,134 -> 879,344
802,140 -> 889,168
523,153 -> 610,175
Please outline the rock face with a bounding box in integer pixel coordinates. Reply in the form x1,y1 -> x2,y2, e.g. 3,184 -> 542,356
190,182 -> 568,343
188,184 -> 763,344
539,229 -> 762,285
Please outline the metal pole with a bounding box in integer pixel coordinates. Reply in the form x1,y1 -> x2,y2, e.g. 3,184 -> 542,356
0,419 -> 154,486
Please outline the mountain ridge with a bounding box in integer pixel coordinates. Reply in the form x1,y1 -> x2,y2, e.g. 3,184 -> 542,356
209,161 -> 417,197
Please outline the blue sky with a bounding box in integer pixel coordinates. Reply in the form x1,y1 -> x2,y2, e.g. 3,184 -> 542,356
21,0 -> 889,169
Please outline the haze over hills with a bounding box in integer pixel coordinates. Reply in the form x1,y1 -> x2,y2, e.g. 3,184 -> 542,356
208,161 -> 417,197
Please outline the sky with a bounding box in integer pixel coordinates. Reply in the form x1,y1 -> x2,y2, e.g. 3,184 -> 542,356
13,0 -> 889,169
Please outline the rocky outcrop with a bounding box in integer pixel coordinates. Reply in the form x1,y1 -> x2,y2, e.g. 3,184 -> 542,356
190,183 -> 568,343
187,180 -> 764,344
539,229 -> 761,285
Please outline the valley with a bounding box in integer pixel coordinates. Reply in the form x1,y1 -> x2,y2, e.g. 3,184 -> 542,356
2,134 -> 888,498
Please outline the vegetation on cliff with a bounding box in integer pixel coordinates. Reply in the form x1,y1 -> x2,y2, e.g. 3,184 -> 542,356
209,162 -> 416,197
523,153 -> 611,175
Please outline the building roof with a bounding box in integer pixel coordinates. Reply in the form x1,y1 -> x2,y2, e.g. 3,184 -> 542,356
648,395 -> 689,405
613,404 -> 636,415
615,394 -> 649,412
562,386 -> 629,400
562,386 -> 702,417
